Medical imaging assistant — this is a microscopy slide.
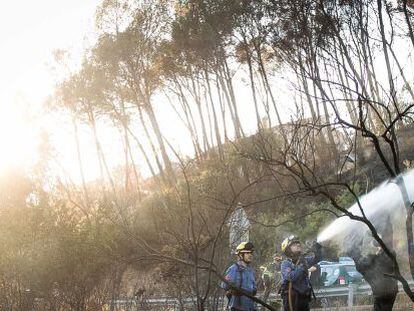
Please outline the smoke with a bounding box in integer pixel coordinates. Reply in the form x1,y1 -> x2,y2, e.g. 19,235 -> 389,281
317,168 -> 414,273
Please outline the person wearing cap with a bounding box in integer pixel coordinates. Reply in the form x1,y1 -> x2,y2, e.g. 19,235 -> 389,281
221,241 -> 257,311
280,236 -> 322,311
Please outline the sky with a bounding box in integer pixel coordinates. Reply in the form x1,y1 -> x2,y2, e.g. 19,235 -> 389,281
0,0 -> 222,182
0,0 -> 101,179
0,0 -> 296,183
0,1 -> 100,103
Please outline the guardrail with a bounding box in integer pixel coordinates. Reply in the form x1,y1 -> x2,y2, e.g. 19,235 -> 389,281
113,282 -> 414,310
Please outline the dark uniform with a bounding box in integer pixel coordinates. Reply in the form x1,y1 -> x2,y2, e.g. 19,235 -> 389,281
280,254 -> 319,311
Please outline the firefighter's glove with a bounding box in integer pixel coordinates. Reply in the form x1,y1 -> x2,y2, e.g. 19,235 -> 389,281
311,241 -> 322,251
252,288 -> 257,296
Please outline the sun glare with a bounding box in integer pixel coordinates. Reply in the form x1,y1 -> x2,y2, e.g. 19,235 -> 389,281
0,99 -> 39,174
0,0 -> 100,180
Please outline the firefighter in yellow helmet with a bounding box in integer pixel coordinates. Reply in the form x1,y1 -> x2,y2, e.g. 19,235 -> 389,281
221,242 -> 257,310
280,236 -> 322,311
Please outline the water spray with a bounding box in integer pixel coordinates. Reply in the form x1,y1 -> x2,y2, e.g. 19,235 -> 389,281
317,168 -> 414,272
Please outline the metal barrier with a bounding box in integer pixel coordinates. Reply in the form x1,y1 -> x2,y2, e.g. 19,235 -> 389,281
113,282 -> 413,310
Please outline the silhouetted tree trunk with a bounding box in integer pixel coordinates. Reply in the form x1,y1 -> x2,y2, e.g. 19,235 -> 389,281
72,116 -> 91,208
242,34 -> 261,130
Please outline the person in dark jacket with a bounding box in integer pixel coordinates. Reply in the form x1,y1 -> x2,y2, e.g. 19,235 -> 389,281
221,242 -> 257,311
349,239 -> 398,311
280,236 -> 322,311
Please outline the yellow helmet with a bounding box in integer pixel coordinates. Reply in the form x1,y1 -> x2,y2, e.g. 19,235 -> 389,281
235,242 -> 254,254
281,235 -> 300,254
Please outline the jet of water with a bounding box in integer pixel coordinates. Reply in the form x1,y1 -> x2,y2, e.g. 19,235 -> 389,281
317,168 -> 414,259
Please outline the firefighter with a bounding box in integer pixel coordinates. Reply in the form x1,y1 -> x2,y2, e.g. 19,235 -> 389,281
221,242 -> 257,311
261,253 -> 283,303
280,236 -> 322,311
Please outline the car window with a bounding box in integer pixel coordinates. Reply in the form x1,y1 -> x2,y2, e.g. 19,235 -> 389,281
321,266 -> 339,286
344,265 -> 363,278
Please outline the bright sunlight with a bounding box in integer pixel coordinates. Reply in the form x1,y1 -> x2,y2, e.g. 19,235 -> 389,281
0,1 -> 413,310
0,0 -> 100,178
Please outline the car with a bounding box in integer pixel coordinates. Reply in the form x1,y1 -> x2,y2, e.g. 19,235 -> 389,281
316,257 -> 364,287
